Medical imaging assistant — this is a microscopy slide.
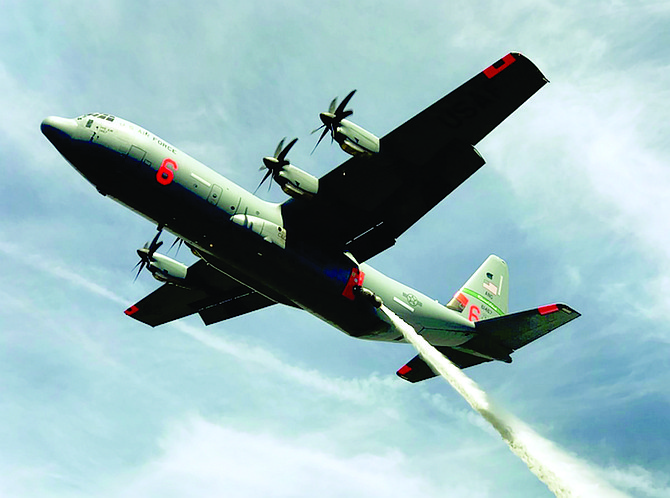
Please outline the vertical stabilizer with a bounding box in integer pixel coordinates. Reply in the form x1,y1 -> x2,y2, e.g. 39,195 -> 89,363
446,255 -> 509,322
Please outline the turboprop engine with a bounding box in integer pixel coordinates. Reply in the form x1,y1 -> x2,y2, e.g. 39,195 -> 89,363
259,138 -> 319,199
312,89 -> 380,157
332,119 -> 380,156
144,251 -> 188,283
134,231 -> 188,284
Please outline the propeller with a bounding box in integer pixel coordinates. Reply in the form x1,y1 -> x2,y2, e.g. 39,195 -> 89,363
256,137 -> 298,193
311,89 -> 356,153
133,229 -> 163,281
168,236 -> 184,257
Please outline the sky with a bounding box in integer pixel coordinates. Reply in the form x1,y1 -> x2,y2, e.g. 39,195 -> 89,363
1,1 -> 669,496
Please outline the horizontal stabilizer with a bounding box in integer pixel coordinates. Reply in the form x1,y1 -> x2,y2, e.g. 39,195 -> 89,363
397,303 -> 580,382
473,303 -> 580,352
397,346 -> 492,383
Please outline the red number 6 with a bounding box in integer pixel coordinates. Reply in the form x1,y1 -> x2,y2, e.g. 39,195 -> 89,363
468,305 -> 481,322
156,158 -> 178,185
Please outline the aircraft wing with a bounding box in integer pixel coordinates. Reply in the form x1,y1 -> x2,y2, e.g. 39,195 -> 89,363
282,53 -> 548,262
124,260 -> 276,327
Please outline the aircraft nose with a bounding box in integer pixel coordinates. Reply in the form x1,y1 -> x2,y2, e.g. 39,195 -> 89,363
41,116 -> 79,145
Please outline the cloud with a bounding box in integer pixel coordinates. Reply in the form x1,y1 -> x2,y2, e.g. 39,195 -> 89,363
110,414 -> 478,498
600,465 -> 670,498
4,1 -> 670,497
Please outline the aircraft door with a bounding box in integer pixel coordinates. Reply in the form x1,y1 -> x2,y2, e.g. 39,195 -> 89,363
128,145 -> 146,162
208,184 -> 223,205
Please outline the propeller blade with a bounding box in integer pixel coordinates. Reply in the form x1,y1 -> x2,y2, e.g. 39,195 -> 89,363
149,231 -> 160,249
255,169 -> 273,193
147,229 -> 163,258
311,127 -> 330,154
335,89 -> 356,117
311,123 -> 326,135
328,96 -> 338,114
149,240 -> 163,258
273,137 -> 286,158
168,236 -> 184,256
133,261 -> 145,282
277,137 -> 298,163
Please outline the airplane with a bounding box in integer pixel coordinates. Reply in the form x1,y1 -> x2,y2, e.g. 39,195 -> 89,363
41,52 -> 580,383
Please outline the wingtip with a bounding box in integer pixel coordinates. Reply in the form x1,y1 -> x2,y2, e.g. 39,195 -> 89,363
124,305 -> 139,316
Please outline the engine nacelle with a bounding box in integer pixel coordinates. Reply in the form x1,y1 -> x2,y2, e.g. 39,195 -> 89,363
334,119 -> 380,156
231,214 -> 287,249
148,253 -> 188,283
277,164 -> 319,199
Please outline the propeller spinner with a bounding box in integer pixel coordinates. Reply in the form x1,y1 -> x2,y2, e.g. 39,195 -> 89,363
311,89 -> 356,153
256,137 -> 298,193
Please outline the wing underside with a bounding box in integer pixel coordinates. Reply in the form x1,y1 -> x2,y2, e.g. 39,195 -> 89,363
282,53 -> 548,262
125,260 -> 276,327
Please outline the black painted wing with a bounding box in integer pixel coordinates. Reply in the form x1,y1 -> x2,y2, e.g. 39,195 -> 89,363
124,260 -> 276,327
282,53 -> 548,262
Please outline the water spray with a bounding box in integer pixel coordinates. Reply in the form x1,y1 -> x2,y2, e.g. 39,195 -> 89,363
380,305 -> 628,498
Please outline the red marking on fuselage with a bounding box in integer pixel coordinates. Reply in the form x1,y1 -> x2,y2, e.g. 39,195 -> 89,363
125,305 -> 139,316
483,53 -> 516,79
538,304 -> 559,315
342,267 -> 365,301
156,158 -> 178,185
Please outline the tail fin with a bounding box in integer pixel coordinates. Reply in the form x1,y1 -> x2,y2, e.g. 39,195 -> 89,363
446,255 -> 509,322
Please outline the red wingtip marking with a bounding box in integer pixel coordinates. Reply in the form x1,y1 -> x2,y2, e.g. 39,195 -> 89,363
125,305 -> 139,316
397,365 -> 412,376
483,53 -> 516,79
538,304 -> 559,315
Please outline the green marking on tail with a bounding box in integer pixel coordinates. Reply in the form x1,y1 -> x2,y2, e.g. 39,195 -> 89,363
462,288 -> 505,316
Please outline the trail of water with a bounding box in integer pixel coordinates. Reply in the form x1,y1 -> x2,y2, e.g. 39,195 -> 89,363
381,305 -> 628,498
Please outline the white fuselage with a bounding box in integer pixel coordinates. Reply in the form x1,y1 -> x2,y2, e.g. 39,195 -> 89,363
41,113 -> 475,345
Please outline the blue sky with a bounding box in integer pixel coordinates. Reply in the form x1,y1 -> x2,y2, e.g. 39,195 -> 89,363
1,1 -> 669,496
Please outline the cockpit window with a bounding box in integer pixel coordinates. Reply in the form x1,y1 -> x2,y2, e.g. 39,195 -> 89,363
85,119 -> 93,128
78,113 -> 115,123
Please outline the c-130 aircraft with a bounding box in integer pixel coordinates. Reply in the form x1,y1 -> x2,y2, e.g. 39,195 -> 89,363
42,52 -> 579,383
